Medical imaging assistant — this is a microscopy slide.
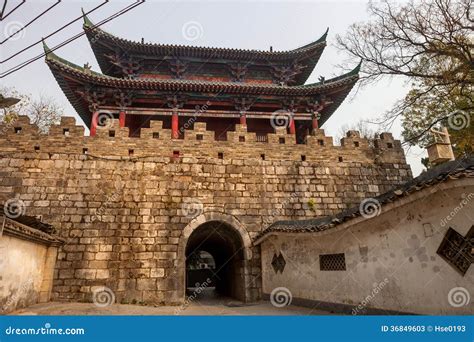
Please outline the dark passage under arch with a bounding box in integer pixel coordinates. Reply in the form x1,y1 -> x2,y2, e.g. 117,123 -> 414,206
185,220 -> 246,302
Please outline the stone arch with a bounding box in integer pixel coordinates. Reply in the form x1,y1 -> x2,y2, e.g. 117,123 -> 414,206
176,211 -> 253,302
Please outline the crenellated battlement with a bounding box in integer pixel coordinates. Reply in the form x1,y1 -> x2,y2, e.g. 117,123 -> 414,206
0,116 -> 407,165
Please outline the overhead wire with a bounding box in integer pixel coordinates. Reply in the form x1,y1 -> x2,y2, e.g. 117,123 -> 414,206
0,0 -> 26,20
0,0 -> 144,78
1,0 -> 109,63
1,0 -> 62,44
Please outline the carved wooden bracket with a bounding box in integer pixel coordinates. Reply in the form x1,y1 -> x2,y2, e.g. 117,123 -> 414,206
271,61 -> 305,85
229,63 -> 248,82
234,97 -> 255,112
114,91 -> 134,109
282,98 -> 299,113
77,87 -> 106,112
166,94 -> 187,110
169,58 -> 188,79
105,52 -> 142,79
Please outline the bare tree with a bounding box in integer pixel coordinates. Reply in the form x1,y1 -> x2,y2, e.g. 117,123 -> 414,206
0,86 -> 63,132
336,0 -> 473,148
28,95 -> 63,132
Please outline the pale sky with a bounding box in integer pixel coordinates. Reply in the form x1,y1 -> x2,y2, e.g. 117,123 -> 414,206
1,0 -> 426,175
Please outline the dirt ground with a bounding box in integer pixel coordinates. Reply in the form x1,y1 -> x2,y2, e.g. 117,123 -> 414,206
11,290 -> 331,316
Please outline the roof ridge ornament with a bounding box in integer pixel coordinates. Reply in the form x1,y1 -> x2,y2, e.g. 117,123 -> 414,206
81,7 -> 94,27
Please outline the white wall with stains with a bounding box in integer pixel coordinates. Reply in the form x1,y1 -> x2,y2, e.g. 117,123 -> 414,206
261,179 -> 474,315
0,235 -> 57,314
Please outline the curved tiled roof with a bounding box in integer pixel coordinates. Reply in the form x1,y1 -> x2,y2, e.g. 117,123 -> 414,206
83,13 -> 327,85
45,44 -> 359,96
255,156 -> 474,242
44,41 -> 358,128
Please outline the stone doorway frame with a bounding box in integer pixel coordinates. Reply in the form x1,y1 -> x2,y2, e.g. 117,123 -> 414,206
176,212 -> 253,303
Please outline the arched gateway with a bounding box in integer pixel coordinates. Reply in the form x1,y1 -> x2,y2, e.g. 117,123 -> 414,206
177,213 -> 253,302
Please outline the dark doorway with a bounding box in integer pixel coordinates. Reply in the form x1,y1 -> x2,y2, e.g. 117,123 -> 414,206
185,221 -> 246,302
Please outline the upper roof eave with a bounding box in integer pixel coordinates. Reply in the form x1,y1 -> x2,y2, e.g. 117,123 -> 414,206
82,12 -> 327,83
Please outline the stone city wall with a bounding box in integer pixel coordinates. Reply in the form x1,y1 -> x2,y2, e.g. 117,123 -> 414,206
0,116 -> 412,304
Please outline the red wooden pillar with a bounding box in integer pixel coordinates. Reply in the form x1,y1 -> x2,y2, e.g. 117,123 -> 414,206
239,111 -> 247,127
119,110 -> 126,128
171,109 -> 179,139
312,112 -> 319,132
90,111 -> 99,136
289,114 -> 296,135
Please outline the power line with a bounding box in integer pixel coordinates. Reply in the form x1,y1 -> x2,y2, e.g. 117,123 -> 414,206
1,1 -> 109,63
0,0 -> 8,19
0,0 -> 26,20
0,0 -> 145,78
1,0 -> 62,44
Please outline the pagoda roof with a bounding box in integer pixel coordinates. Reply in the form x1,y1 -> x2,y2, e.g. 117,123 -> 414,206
83,13 -> 327,85
44,42 -> 359,128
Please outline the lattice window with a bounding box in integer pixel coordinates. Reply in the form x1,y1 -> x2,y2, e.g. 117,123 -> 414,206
320,253 -> 346,271
437,226 -> 473,276
271,252 -> 286,274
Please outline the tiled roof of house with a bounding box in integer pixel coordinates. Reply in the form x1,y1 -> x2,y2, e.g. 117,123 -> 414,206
1,214 -> 63,246
255,156 -> 474,242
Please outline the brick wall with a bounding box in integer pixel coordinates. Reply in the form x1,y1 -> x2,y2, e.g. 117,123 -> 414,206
0,116 -> 412,305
